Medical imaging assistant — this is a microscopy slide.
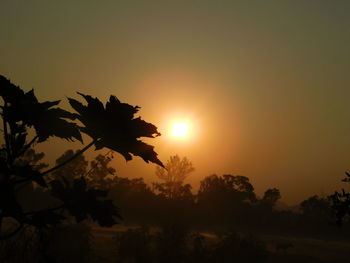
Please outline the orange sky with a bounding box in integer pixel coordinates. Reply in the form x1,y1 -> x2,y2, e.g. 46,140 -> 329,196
1,1 -> 350,204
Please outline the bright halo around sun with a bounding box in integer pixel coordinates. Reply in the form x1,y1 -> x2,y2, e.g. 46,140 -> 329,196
172,122 -> 189,137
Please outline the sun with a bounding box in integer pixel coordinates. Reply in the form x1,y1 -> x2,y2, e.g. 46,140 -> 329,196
172,122 -> 189,137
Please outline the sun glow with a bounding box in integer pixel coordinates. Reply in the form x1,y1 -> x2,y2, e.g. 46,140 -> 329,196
172,122 -> 189,137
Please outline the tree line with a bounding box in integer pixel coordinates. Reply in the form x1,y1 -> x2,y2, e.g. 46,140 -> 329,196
21,149 -> 350,239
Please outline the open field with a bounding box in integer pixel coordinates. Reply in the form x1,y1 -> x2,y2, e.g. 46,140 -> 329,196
90,225 -> 350,263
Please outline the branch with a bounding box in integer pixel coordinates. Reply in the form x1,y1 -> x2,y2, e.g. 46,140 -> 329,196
42,139 -> 97,176
84,150 -> 113,178
14,135 -> 39,159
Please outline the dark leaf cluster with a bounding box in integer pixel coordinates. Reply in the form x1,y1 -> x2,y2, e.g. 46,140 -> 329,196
0,75 -> 81,143
68,93 -> 163,167
51,177 -> 121,226
0,75 -> 162,239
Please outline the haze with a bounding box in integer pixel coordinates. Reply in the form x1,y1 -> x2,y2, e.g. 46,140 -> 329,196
1,0 -> 350,204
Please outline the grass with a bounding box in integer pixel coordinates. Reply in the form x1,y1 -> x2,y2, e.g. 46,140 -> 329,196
90,225 -> 350,263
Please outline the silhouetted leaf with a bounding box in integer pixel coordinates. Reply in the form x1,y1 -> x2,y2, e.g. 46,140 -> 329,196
14,165 -> 47,187
11,131 -> 27,156
0,75 -> 82,143
50,177 -> 121,226
0,75 -> 25,103
68,93 -> 163,167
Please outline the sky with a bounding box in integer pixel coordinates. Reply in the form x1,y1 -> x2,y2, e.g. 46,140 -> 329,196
1,0 -> 350,204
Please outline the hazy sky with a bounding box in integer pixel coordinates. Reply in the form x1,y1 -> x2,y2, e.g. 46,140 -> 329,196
1,0 -> 350,204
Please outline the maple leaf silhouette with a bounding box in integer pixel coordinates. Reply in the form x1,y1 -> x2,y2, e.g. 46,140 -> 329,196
68,93 -> 164,167
0,75 -> 82,143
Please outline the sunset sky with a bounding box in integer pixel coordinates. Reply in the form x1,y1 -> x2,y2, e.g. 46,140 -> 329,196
1,1 -> 350,204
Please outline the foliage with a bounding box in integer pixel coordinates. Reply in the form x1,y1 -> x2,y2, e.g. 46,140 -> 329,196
0,75 -> 162,239
52,149 -> 116,189
198,174 -> 256,204
329,172 -> 350,226
197,174 -> 256,226
154,155 -> 194,200
155,155 -> 194,183
108,177 -> 158,224
262,188 -> 281,206
300,195 -> 330,218
0,76 -> 81,144
68,92 -> 163,167
87,152 -> 116,189
51,149 -> 88,180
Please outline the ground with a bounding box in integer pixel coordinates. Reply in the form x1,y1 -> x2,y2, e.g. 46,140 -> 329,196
90,225 -> 350,263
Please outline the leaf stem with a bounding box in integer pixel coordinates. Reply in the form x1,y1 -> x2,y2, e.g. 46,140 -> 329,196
42,139 -> 97,176
14,135 -> 39,159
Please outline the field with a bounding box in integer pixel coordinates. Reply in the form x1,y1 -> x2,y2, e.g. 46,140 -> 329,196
90,225 -> 350,263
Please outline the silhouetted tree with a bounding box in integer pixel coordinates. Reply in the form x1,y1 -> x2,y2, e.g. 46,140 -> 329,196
261,188 -> 281,209
197,174 -> 256,226
51,149 -> 88,183
87,152 -> 116,189
14,148 -> 48,171
198,174 -> 256,204
154,155 -> 194,200
300,195 -> 330,218
0,75 -> 163,239
108,177 -> 158,224
329,172 -> 350,226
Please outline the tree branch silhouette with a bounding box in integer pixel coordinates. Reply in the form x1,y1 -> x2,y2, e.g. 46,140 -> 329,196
14,135 -> 39,160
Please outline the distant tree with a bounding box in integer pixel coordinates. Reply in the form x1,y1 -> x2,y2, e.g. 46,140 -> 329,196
155,155 -> 194,184
261,188 -> 281,208
197,174 -> 256,226
108,177 -> 159,224
51,149 -> 88,183
154,155 -> 194,200
87,152 -> 116,189
198,174 -> 256,204
0,75 -> 163,239
52,150 -> 116,190
300,195 -> 330,218
298,195 -> 332,234
14,148 -> 48,171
